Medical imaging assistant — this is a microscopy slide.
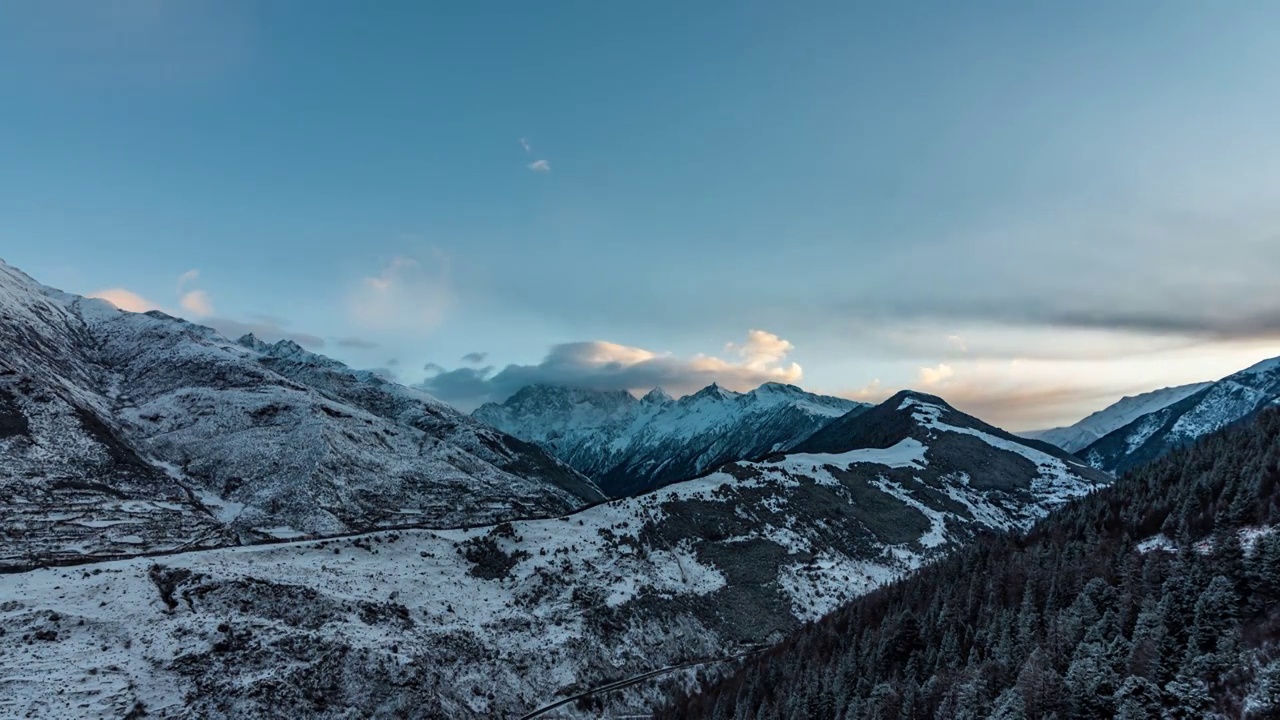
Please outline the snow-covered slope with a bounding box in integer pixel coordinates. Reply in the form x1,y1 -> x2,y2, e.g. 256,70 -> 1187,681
1021,382 -> 1212,452
1082,355 -> 1280,474
0,390 -> 1109,719
473,381 -> 867,496
0,260 -> 603,568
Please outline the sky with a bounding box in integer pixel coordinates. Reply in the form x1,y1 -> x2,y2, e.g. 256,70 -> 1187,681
2,1 -> 1280,431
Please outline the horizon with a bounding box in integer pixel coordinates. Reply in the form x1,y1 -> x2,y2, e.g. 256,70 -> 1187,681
4,2 -> 1280,430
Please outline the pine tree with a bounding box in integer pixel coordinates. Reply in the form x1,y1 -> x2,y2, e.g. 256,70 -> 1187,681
987,687 -> 1027,720
1113,676 -> 1161,720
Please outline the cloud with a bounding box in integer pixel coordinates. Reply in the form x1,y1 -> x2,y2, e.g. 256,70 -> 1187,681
336,337 -> 379,349
180,289 -> 214,317
519,137 -> 532,153
204,317 -> 325,348
946,334 -> 967,352
461,352 -> 488,364
527,159 -> 551,173
725,330 -> 795,370
416,329 -> 804,410
840,379 -> 885,403
90,272 -> 324,348
347,255 -> 451,333
918,363 -> 955,386
89,288 -> 159,313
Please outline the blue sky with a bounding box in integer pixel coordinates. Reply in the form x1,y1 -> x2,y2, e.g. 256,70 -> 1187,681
3,1 -> 1280,429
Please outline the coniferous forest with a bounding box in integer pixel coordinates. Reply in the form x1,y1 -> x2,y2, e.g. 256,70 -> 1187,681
662,409 -> 1280,719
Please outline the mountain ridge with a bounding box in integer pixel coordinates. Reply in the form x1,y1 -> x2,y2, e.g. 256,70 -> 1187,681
1081,354 -> 1280,474
473,381 -> 869,496
0,259 -> 604,569
1021,381 -> 1213,452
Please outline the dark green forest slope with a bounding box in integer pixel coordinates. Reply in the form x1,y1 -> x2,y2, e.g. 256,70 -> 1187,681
662,408 -> 1280,719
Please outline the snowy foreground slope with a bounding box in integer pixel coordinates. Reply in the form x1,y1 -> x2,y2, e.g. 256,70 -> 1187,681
0,260 -> 602,568
1021,382 -> 1211,453
1082,355 -> 1280,474
0,391 -> 1108,719
474,382 -> 867,496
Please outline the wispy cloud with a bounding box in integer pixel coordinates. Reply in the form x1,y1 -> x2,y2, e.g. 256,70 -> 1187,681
461,351 -> 488,364
90,270 -> 324,348
519,137 -> 532,153
336,337 -> 379,349
527,159 -> 551,173
89,288 -> 157,314
180,289 -> 214,317
346,255 -> 451,334
417,329 -> 803,410
918,363 -> 955,386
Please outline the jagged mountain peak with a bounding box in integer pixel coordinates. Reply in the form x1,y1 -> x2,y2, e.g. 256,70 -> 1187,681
687,382 -> 740,402
641,386 -> 674,404
474,381 -> 868,496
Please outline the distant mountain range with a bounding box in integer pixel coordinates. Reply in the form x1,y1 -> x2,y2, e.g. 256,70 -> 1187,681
0,388 -> 1108,718
1021,382 -> 1212,452
1017,355 -> 1280,475
473,381 -> 868,496
1080,356 -> 1280,474
0,259 -> 603,568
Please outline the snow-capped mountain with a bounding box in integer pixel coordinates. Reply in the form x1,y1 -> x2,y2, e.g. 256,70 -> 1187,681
0,390 -> 1108,718
0,260 -> 603,568
473,381 -> 867,496
1020,381 -> 1212,452
1081,355 -> 1280,474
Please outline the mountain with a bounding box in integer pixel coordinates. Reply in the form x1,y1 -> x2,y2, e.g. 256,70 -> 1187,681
0,390 -> 1108,718
1082,355 -> 1280,474
1021,382 -> 1212,452
663,407 -> 1280,719
0,260 -> 603,569
473,381 -> 868,496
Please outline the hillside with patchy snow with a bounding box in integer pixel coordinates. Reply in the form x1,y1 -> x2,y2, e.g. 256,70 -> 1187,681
473,382 -> 867,496
0,390 -> 1109,718
0,260 -> 603,568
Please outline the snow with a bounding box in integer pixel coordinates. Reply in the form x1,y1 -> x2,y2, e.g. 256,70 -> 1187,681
0,258 -> 605,565
1021,382 -> 1211,453
473,381 -> 867,494
1137,535 -> 1177,553
902,395 -> 1100,506
1084,353 -> 1280,473
777,552 -> 898,622
779,437 -> 928,476
1138,525 -> 1277,555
